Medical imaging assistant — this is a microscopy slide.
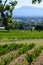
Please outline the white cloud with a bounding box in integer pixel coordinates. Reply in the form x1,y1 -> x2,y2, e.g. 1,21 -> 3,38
2,0 -> 43,9
15,0 -> 43,9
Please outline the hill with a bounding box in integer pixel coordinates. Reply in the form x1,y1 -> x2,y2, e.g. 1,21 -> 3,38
13,6 -> 43,17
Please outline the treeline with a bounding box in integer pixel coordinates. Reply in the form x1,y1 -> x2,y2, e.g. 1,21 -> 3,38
12,21 -> 43,31
35,25 -> 43,31
0,20 -> 43,31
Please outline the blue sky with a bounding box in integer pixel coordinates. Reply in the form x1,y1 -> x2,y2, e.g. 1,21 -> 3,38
15,0 -> 43,9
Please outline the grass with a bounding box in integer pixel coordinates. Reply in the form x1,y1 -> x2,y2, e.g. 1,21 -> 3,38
0,30 -> 43,41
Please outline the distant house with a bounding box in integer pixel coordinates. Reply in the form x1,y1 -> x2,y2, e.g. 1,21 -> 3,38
0,27 -> 5,30
0,22 -> 5,30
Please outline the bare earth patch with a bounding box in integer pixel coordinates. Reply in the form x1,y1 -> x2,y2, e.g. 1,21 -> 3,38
0,50 -> 18,58
0,39 -> 43,47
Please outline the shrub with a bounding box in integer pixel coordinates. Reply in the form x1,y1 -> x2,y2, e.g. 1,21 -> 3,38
26,53 -> 34,65
34,48 -> 42,57
28,43 -> 35,50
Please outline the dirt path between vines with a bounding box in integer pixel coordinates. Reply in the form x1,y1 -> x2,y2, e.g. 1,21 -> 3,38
0,39 -> 43,47
8,48 -> 34,65
0,50 -> 18,58
15,39 -> 43,46
8,50 -> 43,65
32,51 -> 43,65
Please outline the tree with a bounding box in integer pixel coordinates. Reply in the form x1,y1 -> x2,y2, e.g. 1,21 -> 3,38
35,25 -> 43,31
32,0 -> 42,4
0,0 -> 17,30
13,21 -> 20,29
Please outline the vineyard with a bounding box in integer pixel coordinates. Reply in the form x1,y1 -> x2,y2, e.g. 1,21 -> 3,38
0,0 -> 43,65
0,42 -> 43,65
0,30 -> 43,65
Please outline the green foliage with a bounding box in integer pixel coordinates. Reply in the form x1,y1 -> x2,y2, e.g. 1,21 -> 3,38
0,43 -> 35,56
0,4 -> 4,11
26,53 -> 34,65
32,0 -> 42,4
0,0 -> 2,3
0,43 -> 25,56
13,22 -> 20,29
0,54 -> 15,65
32,0 -> 37,4
10,1 -> 17,6
28,43 -> 35,50
0,42 -> 43,65
0,43 -> 35,65
33,48 -> 41,57
5,5 -> 10,10
26,46 -> 42,65
0,30 -> 43,40
18,43 -> 35,54
39,46 -> 43,50
0,0 -> 17,30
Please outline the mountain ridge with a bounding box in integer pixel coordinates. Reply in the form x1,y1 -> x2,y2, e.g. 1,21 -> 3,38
13,6 -> 43,17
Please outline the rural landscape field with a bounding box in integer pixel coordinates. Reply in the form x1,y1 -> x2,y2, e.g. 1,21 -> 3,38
0,30 -> 43,65
0,0 -> 43,65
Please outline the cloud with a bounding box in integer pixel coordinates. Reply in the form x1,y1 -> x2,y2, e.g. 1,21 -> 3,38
15,0 -> 43,9
2,0 -> 43,9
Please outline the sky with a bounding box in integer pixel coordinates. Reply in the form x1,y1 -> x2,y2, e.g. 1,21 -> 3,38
15,0 -> 43,9
2,0 -> 43,9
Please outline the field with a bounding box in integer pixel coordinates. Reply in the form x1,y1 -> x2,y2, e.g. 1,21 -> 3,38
0,30 -> 43,65
0,30 -> 43,41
